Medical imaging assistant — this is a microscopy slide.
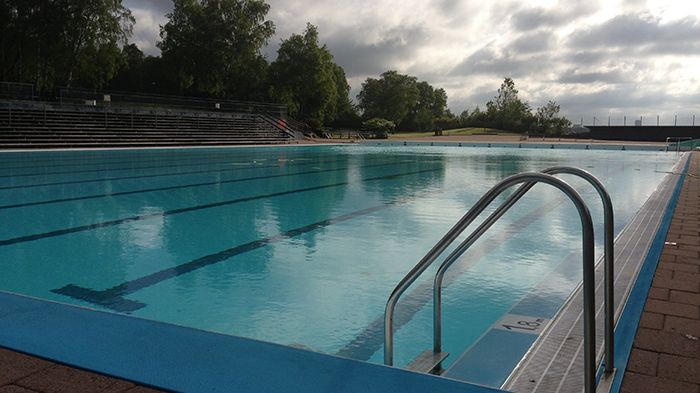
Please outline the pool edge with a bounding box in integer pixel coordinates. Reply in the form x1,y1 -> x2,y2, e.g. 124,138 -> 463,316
0,290 -> 504,393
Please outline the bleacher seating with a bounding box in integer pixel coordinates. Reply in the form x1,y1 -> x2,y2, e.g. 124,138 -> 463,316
0,101 -> 296,148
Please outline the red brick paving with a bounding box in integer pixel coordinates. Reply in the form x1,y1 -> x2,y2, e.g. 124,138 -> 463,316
621,152 -> 700,393
0,348 -> 163,392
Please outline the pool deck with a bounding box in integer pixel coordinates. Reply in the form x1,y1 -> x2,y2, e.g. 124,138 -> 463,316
0,347 -> 161,393
620,151 -> 700,393
0,148 -> 696,393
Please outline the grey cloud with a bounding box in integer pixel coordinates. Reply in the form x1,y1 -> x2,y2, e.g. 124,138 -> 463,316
646,41 -> 700,56
507,30 -> 555,54
123,0 -> 173,55
510,1 -> 599,31
124,0 -> 173,15
450,88 -> 496,112
117,1 -> 699,119
556,87 -> 699,119
567,50 -> 611,66
450,47 -> 547,77
439,0 -> 461,14
569,14 -> 700,51
558,68 -> 630,84
324,26 -> 431,77
511,8 -> 566,31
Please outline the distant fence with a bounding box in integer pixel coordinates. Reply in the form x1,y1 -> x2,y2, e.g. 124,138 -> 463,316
56,87 -> 287,118
586,126 -> 700,142
0,82 -> 36,100
0,81 -> 288,117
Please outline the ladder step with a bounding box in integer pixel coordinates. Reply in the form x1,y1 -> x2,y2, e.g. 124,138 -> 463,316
406,350 -> 449,374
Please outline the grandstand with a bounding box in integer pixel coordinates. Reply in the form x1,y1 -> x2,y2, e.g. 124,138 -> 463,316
0,83 -> 302,149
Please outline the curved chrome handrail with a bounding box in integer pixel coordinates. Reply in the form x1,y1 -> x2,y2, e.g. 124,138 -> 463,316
432,166 -> 614,374
383,172 -> 597,393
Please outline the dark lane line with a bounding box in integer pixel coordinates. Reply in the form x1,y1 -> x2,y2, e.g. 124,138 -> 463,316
0,167 -> 441,247
334,199 -> 567,361
0,146 -> 324,168
0,161 -> 404,210
51,166 -> 449,312
52,204 -> 393,312
0,154 -> 370,191
0,148 -> 319,171
0,151 -> 259,171
0,149 -> 325,179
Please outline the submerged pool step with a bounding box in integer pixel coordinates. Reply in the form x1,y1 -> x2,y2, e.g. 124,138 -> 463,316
407,349 -> 449,374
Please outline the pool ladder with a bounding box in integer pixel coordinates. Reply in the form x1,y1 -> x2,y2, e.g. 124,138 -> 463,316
384,167 -> 616,393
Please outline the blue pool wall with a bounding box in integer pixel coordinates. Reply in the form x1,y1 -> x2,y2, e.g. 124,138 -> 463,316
0,291 -> 505,393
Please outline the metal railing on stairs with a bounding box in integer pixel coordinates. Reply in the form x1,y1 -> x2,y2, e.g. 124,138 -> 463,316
384,167 -> 616,393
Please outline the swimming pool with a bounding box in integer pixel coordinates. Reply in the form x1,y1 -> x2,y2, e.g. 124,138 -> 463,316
0,145 -> 681,388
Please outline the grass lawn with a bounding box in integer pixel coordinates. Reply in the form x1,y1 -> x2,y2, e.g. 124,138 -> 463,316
389,127 -> 519,138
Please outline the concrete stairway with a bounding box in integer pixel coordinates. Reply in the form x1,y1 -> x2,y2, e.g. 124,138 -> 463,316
0,102 -> 295,149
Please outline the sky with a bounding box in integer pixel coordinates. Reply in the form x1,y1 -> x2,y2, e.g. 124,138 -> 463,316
123,0 -> 700,125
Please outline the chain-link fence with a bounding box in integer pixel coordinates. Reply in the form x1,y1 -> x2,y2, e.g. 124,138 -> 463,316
0,82 -> 36,100
56,87 -> 287,117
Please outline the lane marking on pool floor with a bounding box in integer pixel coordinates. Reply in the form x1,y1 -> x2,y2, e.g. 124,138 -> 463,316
49,167 -> 448,311
0,160 -> 409,210
0,148 -> 327,179
0,153 -> 364,191
0,166 -> 441,247
334,195 -> 572,361
0,148 -> 321,171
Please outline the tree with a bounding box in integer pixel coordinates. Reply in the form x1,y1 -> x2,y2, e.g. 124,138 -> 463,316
361,118 -> 395,138
158,0 -> 275,99
267,24 -> 352,129
329,63 -> 358,127
485,77 -> 534,132
0,0 -> 134,93
401,81 -> 448,131
108,44 -> 177,94
490,77 -> 519,112
358,71 -> 450,131
536,100 -> 571,135
357,70 -> 419,125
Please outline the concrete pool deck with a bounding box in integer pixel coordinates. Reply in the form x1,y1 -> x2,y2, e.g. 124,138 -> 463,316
0,149 -> 696,393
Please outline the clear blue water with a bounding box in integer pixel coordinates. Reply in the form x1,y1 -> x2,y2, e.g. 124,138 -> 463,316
0,145 -> 679,368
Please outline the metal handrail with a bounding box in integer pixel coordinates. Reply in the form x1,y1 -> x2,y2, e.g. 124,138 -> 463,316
384,172 -> 597,393
432,166 -> 614,375
665,136 -> 693,153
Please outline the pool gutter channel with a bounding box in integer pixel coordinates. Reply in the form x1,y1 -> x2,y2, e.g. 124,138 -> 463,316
502,152 -> 689,393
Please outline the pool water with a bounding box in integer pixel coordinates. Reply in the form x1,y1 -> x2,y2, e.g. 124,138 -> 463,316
0,145 -> 679,369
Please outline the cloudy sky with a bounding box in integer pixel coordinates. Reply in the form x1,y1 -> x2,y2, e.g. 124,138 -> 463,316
124,0 -> 700,124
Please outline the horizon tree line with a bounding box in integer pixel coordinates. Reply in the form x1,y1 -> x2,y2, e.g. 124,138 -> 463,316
0,0 -> 570,134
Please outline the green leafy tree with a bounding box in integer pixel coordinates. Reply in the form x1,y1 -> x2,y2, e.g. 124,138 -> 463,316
0,0 -> 133,92
357,70 -> 419,125
158,0 -> 274,99
485,77 -> 534,132
108,44 -> 177,94
358,71 -> 450,131
361,118 -> 395,138
267,24 -> 352,129
401,81 -> 448,131
434,109 -> 458,130
536,100 -> 572,135
329,63 -> 358,127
